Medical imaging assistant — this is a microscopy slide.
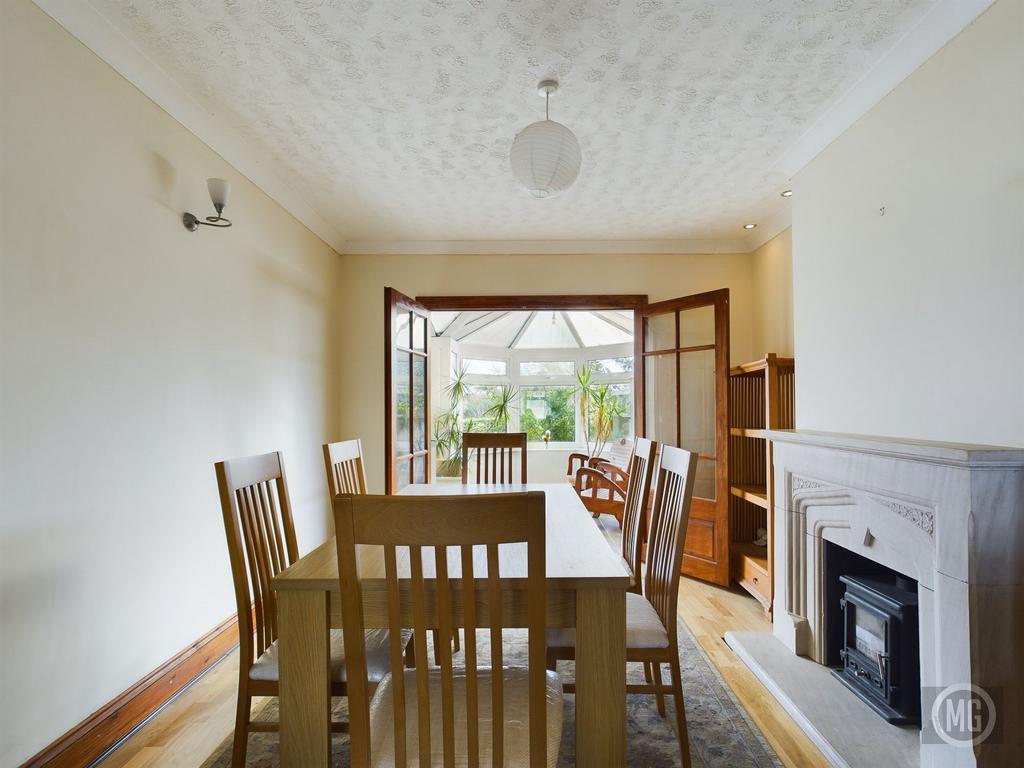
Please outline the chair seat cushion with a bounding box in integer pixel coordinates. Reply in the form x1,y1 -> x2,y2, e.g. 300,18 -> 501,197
249,628 -> 403,684
546,592 -> 669,650
368,666 -> 564,767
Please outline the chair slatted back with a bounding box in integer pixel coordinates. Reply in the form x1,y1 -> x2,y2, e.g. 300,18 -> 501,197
334,492 -> 548,768
215,452 -> 298,672
461,432 -> 528,484
323,438 -> 368,496
621,437 -> 658,587
643,446 -> 699,644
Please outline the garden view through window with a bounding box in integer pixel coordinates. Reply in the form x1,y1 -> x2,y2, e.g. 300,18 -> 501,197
428,309 -> 635,478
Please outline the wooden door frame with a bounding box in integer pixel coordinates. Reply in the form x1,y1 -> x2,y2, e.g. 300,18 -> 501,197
384,288 -> 432,495
636,288 -> 730,584
415,295 -> 647,312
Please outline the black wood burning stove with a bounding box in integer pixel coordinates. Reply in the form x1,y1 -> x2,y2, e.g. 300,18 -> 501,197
832,574 -> 920,725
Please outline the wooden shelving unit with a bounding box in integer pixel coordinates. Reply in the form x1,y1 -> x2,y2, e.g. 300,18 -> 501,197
728,354 -> 795,612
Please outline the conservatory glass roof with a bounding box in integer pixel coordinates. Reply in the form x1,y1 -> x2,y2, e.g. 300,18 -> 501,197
431,310 -> 633,349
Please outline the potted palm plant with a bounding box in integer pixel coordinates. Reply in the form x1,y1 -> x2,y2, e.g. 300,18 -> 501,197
433,366 -> 472,477
577,363 -> 626,460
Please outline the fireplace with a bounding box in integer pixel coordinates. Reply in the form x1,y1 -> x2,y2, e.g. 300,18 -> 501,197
823,541 -> 920,726
833,574 -> 919,724
751,430 -> 1024,767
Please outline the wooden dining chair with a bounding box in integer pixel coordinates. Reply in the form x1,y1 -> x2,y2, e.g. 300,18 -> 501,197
323,437 -> 448,660
323,438 -> 368,496
547,444 -> 699,768
462,431 -> 528,484
333,491 -> 564,767
215,451 -> 399,767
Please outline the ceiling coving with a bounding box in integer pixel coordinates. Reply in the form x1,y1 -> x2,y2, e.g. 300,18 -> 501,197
81,0 -> 947,248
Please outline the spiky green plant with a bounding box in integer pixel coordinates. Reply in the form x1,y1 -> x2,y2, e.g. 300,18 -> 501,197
577,363 -> 625,458
483,384 -> 518,432
432,365 -> 472,476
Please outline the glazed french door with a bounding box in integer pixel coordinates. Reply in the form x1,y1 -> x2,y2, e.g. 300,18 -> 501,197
384,287 -> 431,494
637,289 -> 730,585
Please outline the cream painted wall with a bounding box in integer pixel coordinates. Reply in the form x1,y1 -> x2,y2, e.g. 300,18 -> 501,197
337,252 -> 758,492
792,0 -> 1023,447
751,228 -> 794,358
0,1 -> 342,763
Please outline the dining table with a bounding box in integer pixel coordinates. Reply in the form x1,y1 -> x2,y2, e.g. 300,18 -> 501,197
271,481 -> 631,767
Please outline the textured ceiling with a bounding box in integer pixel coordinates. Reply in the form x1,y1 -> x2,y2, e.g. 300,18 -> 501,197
89,0 -> 938,244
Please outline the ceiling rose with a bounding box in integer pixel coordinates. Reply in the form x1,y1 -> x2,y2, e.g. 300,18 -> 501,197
509,80 -> 581,199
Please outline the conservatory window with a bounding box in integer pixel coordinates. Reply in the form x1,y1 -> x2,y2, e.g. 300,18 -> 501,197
520,385 -> 576,441
431,309 -> 635,453
606,382 -> 633,440
589,356 -> 634,374
463,357 -> 507,376
519,360 -> 575,377
462,384 -> 503,429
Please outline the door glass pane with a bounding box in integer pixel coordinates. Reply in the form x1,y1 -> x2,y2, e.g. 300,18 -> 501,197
680,348 -> 717,500
413,454 -> 427,484
412,314 -> 427,352
396,457 -> 411,492
645,312 -> 676,352
395,352 -> 410,456
694,457 -> 717,501
644,353 -> 677,446
395,310 -> 411,350
412,356 -> 426,451
678,305 -> 715,347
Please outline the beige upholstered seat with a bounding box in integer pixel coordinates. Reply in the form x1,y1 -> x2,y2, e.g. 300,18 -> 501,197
368,667 -> 564,768
547,592 -> 669,650
249,628 -> 403,684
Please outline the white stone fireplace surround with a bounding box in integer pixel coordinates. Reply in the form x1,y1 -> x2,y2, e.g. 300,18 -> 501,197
757,431 -> 1023,767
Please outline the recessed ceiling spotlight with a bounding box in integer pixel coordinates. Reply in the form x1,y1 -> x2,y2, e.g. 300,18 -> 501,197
743,223 -> 757,230
781,189 -> 793,198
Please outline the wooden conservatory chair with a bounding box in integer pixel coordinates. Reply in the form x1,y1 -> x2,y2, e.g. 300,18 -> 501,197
567,436 -> 638,524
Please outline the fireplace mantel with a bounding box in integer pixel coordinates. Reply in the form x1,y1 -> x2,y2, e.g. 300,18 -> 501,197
762,430 -> 1024,767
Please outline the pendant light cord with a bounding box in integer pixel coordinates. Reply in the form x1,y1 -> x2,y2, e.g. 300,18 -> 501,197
546,92 -> 549,121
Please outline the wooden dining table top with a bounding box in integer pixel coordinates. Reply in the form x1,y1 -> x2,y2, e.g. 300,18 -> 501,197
272,482 -> 631,592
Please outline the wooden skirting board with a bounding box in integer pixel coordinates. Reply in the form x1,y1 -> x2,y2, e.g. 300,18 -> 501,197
20,614 -> 240,768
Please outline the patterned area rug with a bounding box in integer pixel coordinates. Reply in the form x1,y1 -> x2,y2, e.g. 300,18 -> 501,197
202,524 -> 780,767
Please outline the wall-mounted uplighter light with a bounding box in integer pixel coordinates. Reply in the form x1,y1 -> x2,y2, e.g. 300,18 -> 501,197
183,178 -> 232,231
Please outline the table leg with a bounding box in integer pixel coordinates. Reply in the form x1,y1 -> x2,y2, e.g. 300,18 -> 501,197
574,588 -> 626,767
279,589 -> 331,767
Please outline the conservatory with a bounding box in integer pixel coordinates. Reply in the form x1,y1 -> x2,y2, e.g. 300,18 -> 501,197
428,309 -> 635,482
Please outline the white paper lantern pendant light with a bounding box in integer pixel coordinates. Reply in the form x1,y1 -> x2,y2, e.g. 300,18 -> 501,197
510,80 -> 581,199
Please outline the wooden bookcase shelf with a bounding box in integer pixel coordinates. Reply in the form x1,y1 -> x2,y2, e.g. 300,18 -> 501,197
729,427 -> 767,439
729,483 -> 768,508
728,354 -> 795,613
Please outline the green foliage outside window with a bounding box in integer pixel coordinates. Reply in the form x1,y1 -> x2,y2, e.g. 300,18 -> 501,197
520,386 -> 575,442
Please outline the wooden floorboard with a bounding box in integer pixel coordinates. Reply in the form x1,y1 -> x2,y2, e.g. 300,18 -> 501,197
99,519 -> 828,768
